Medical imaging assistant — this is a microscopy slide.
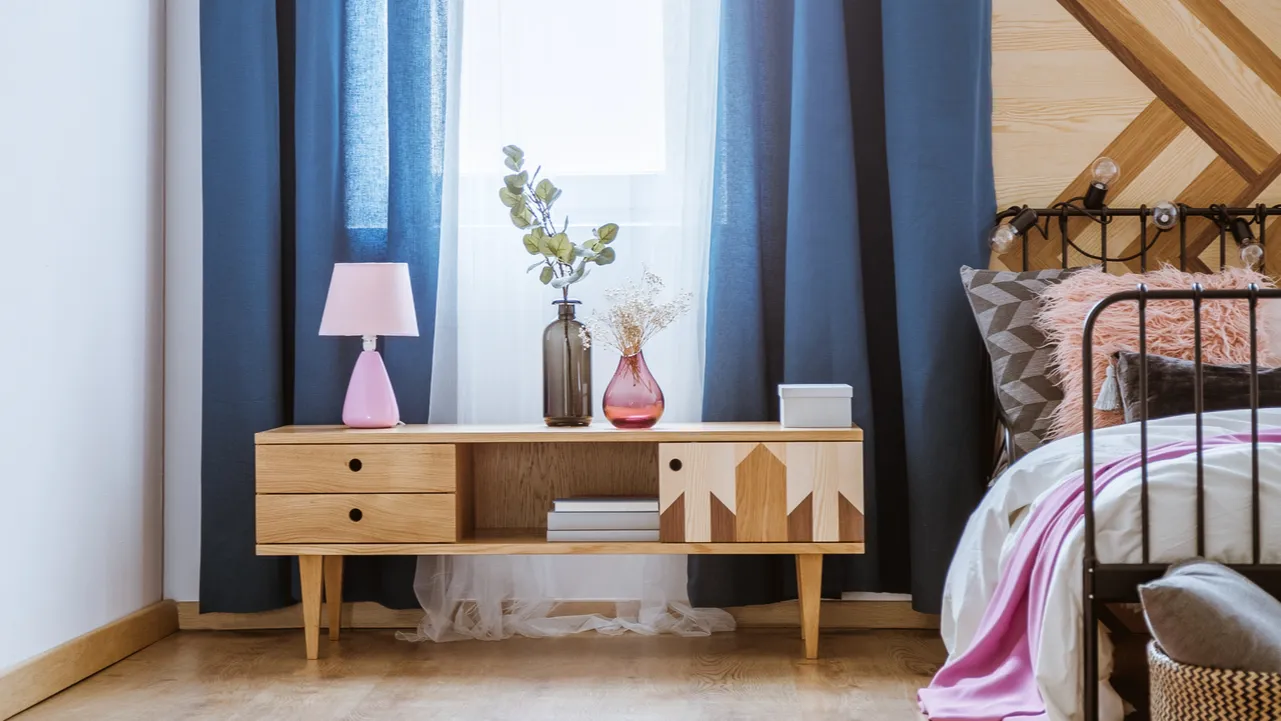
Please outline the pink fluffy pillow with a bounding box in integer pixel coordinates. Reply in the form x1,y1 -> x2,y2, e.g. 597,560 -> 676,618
1036,265 -> 1277,439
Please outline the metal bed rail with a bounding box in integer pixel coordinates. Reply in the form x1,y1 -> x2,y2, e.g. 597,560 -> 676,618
1080,286 -> 1281,720
988,201 -> 1281,720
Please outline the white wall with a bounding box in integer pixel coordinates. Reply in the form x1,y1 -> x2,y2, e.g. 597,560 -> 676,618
0,0 -> 166,669
164,0 -> 202,603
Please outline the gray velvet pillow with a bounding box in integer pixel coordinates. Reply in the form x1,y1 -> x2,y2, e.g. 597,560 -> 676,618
1140,559 -> 1281,672
959,266 -> 1076,457
1115,351 -> 1281,423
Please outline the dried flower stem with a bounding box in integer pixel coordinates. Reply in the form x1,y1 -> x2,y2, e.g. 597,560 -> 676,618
580,268 -> 692,356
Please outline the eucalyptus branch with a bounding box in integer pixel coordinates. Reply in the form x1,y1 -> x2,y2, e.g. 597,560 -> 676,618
499,144 -> 621,289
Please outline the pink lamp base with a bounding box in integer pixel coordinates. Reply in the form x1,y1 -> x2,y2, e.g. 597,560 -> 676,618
342,350 -> 400,428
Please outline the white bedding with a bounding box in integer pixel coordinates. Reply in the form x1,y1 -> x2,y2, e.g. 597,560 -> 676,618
940,408 -> 1281,721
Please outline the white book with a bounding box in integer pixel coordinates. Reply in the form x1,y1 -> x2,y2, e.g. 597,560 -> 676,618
546,529 -> 660,542
552,497 -> 659,513
546,511 -> 660,531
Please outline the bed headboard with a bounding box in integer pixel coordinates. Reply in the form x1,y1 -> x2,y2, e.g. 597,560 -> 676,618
991,0 -> 1281,273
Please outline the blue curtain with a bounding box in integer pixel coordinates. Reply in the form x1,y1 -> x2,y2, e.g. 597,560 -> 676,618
199,0 -> 447,612
695,0 -> 994,613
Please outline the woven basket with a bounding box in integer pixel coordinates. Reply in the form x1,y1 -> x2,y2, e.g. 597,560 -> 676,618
1149,642 -> 1281,720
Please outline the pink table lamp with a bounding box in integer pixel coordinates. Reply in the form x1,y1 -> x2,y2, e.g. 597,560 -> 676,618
319,263 -> 419,428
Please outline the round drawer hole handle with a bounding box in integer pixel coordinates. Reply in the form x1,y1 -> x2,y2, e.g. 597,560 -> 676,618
669,459 -> 682,472
349,508 -> 363,522
348,458 -> 363,472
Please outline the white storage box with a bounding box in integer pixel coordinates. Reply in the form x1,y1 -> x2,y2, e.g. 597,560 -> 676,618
778,384 -> 853,428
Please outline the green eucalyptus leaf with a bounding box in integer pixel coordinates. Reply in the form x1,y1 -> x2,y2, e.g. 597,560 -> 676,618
502,144 -> 524,162
511,193 -> 526,216
590,240 -> 605,253
510,206 -> 534,229
531,226 -> 547,241
593,247 -> 617,265
504,156 -> 522,172
499,187 -> 520,208
504,171 -> 528,192
526,260 -> 544,272
534,178 -> 557,203
596,223 -> 619,243
522,234 -> 540,254
573,244 -> 597,259
547,233 -> 573,263
539,266 -> 553,285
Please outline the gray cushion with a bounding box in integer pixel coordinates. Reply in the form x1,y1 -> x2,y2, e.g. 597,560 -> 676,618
959,266 -> 1075,456
1115,351 -> 1281,423
1140,559 -> 1281,673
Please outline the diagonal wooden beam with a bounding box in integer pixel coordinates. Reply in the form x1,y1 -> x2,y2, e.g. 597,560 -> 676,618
1003,99 -> 1185,271
1182,152 -> 1281,272
1178,0 -> 1281,101
1114,156 -> 1249,272
1059,0 -> 1275,177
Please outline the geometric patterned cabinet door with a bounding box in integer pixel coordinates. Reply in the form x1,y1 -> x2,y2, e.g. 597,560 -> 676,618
658,442 -> 863,543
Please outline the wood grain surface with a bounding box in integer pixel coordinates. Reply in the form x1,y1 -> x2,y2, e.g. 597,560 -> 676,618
254,532 -> 866,556
13,629 -> 946,721
992,0 -> 1281,272
0,601 -> 177,720
471,442 -> 657,530
659,443 -> 862,543
256,494 -> 456,544
256,422 -> 863,445
256,443 -> 458,494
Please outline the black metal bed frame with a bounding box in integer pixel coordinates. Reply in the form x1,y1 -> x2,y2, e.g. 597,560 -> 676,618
993,202 -> 1281,721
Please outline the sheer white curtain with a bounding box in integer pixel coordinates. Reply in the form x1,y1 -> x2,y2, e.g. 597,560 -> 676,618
409,0 -> 728,641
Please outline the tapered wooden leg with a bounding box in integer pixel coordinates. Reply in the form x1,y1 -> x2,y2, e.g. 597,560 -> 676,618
324,556 -> 344,641
797,553 -> 822,659
299,556 -> 323,660
796,561 -> 807,640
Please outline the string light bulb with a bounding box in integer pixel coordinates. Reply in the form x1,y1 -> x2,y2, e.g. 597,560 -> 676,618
1083,157 -> 1120,210
1228,216 -> 1263,269
1150,201 -> 1179,231
989,224 -> 1018,254
1242,242 -> 1264,269
1091,157 -> 1120,186
988,207 -> 1038,254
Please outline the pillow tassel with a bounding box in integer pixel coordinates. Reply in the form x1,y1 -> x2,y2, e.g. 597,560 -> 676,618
1095,361 -> 1120,411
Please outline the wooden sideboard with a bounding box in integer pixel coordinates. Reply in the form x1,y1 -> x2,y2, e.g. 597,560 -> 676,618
255,422 -> 864,660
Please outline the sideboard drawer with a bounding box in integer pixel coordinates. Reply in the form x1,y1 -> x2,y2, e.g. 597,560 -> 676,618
658,442 -> 863,543
256,493 -> 457,543
256,444 -> 459,494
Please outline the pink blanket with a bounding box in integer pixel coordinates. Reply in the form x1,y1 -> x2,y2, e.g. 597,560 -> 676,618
919,430 -> 1281,721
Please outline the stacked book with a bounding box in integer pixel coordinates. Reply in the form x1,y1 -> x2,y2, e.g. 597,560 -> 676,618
546,497 -> 660,542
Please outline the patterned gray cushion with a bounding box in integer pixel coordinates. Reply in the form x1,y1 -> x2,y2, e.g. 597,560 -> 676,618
960,266 -> 1075,457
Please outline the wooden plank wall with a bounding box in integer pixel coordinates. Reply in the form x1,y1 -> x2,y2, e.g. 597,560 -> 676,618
991,0 -> 1281,272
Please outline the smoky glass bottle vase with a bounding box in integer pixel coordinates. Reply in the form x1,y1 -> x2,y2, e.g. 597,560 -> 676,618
543,299 -> 592,426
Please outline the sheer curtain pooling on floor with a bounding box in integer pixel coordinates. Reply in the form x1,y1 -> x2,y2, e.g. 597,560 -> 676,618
408,0 -> 731,641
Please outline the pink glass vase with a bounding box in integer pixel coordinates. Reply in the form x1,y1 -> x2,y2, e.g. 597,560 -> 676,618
603,350 -> 664,429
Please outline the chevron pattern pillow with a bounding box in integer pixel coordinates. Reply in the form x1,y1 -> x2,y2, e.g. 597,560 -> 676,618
960,266 -> 1076,458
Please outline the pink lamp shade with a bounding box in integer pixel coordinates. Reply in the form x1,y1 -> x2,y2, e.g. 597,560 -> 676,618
319,263 -> 419,337
318,263 -> 419,429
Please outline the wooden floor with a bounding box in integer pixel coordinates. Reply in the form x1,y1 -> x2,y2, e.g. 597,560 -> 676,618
15,629 -> 945,720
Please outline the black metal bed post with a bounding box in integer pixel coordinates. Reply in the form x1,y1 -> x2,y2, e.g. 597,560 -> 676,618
1193,285 -> 1206,557
1082,299 -> 1103,721
1139,286 -> 1149,564
1251,284 -> 1261,564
